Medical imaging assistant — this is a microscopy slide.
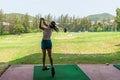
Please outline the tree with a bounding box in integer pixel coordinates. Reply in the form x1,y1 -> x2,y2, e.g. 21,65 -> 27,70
22,13 -> 30,33
7,14 -> 16,34
92,21 -> 99,32
0,9 -> 4,22
32,15 -> 39,32
115,8 -> 120,31
44,13 -> 52,22
79,18 -> 91,32
13,24 -> 25,35
0,9 -> 5,35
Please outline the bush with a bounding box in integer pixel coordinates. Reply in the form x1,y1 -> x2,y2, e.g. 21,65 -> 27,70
97,27 -> 103,32
2,31 -> 9,35
13,24 -> 25,35
29,29 -> 39,33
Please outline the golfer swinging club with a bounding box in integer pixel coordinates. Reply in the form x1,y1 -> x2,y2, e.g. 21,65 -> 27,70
39,18 -> 59,77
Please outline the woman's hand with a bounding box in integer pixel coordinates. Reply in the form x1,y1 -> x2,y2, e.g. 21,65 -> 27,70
40,18 -> 44,21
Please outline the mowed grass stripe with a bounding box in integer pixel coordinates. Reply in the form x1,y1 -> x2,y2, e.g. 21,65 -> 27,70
0,32 -> 120,64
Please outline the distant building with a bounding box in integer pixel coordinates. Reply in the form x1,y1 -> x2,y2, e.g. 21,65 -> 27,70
2,22 -> 10,26
91,19 -> 114,25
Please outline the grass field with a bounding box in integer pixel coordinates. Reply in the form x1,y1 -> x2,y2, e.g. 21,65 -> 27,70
0,32 -> 120,65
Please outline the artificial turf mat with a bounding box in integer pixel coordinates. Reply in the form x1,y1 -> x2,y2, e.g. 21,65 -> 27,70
113,64 -> 120,70
33,64 -> 90,80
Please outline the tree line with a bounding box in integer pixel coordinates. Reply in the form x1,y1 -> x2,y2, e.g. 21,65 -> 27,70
0,8 -> 120,35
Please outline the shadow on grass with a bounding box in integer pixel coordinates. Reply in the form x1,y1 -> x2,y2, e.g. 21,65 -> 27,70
9,52 -> 120,65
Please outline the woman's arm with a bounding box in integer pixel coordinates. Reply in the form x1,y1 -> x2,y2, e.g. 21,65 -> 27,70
42,18 -> 49,27
39,18 -> 45,30
54,27 -> 59,32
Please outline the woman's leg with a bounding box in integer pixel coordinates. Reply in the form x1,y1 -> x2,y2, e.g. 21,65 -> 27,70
47,49 -> 55,77
42,50 -> 46,67
47,49 -> 53,67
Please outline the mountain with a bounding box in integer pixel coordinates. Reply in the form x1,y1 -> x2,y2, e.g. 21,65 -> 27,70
86,13 -> 115,21
4,13 -> 115,21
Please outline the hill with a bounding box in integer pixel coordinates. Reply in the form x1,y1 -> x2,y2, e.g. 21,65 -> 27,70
4,13 -> 115,21
86,13 -> 115,21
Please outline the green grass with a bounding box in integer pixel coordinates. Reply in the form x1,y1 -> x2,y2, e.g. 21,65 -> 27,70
0,32 -> 120,65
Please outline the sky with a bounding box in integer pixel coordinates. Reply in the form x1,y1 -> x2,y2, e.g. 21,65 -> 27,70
0,0 -> 120,18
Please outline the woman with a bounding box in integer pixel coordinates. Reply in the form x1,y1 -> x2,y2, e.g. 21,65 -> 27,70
39,18 -> 59,77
